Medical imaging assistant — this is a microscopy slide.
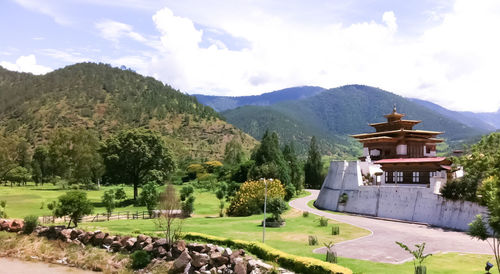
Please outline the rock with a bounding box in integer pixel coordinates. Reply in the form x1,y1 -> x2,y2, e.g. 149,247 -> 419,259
9,219 -> 24,232
70,229 -> 83,240
59,229 -> 72,242
172,250 -> 192,273
172,240 -> 186,258
137,234 -> 147,243
210,252 -> 229,267
156,246 -> 167,257
191,251 -> 210,268
125,237 -> 137,250
110,241 -> 123,252
254,260 -> 272,272
188,243 -> 206,253
92,232 -> 106,246
229,249 -> 244,264
34,226 -> 49,236
0,219 -> 10,231
209,267 -> 217,274
153,238 -> 167,247
103,235 -> 114,245
143,243 -> 153,252
233,258 -> 246,274
222,247 -> 232,257
247,260 -> 257,271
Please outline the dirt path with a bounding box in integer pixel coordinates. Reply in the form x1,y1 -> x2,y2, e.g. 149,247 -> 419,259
0,257 -> 94,274
289,190 -> 492,263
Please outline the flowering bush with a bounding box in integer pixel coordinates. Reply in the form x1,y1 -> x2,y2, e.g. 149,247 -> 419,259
227,178 -> 286,216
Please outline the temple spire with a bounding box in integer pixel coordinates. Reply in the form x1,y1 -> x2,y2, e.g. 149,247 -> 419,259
393,104 -> 397,113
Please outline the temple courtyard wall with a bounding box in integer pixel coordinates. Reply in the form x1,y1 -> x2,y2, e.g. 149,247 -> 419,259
315,161 -> 486,231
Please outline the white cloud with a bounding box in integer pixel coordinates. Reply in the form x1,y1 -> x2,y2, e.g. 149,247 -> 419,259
95,20 -> 147,43
13,0 -> 72,25
0,55 -> 52,75
116,1 -> 498,112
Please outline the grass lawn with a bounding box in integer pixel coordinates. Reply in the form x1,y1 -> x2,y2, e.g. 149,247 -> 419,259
2,184 -> 497,273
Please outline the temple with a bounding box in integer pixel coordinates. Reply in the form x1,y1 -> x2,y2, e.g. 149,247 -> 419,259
351,106 -> 452,185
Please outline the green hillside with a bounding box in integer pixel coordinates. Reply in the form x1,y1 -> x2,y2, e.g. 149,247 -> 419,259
223,85 -> 488,156
0,63 -> 257,161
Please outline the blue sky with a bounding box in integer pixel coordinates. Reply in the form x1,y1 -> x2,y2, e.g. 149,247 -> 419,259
1,0 -> 499,112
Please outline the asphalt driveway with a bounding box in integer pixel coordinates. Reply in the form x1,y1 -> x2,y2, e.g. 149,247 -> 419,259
289,190 -> 492,263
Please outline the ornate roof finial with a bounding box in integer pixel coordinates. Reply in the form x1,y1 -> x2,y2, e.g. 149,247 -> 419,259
393,103 -> 397,113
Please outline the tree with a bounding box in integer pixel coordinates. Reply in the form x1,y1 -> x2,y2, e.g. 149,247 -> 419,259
224,137 -> 246,166
249,130 -> 291,187
304,136 -> 323,189
32,145 -> 50,185
156,184 -> 182,245
140,181 -> 160,215
54,191 -> 93,228
0,200 -> 7,218
102,189 -> 115,219
101,129 -> 175,200
283,142 -> 303,193
47,128 -> 104,187
180,185 -> 194,201
0,135 -> 21,183
4,166 -> 31,186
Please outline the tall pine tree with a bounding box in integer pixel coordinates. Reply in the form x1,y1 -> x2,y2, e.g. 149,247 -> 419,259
304,136 -> 323,189
249,130 -> 291,188
283,142 -> 303,193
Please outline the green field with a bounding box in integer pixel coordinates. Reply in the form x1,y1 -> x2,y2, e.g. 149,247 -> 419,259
0,185 -> 497,273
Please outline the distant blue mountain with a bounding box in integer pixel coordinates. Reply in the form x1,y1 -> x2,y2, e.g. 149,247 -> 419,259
410,98 -> 500,130
194,86 -> 325,112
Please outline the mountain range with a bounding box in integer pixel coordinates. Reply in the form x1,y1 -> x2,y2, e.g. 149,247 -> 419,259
196,85 -> 497,156
0,63 -> 257,162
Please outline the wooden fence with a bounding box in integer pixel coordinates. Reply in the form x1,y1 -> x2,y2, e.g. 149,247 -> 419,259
40,210 -> 182,224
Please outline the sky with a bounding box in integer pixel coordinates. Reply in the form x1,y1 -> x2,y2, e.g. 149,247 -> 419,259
1,0 -> 499,112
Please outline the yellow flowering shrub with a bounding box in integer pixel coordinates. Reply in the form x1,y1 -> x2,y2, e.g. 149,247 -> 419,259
227,178 -> 285,216
203,160 -> 223,173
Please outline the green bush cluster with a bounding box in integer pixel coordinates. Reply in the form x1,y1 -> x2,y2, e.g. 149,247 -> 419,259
130,250 -> 151,269
182,232 -> 352,274
319,217 -> 328,227
227,179 -> 286,216
23,215 -> 39,234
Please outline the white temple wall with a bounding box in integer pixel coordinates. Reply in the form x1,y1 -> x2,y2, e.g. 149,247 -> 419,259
315,161 -> 487,231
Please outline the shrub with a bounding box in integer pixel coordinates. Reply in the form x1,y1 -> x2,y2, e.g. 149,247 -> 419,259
267,197 -> 288,222
54,191 -> 93,228
182,195 -> 195,217
182,232 -> 352,274
180,185 -> 194,201
130,250 -> 151,269
302,211 -> 309,217
308,235 -> 318,245
331,225 -> 340,235
139,182 -> 159,215
0,200 -> 6,218
23,215 -> 39,234
324,242 -> 337,263
227,178 -> 286,216
319,217 -> 328,227
284,184 -> 296,201
102,189 -> 115,217
203,160 -> 223,173
114,187 -> 127,201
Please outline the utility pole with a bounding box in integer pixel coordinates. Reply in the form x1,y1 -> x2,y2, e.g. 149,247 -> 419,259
263,179 -> 267,243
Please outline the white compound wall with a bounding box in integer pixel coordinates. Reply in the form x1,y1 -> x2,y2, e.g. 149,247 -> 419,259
315,161 -> 487,231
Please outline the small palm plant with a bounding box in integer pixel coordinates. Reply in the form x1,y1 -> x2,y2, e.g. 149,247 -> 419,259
324,241 -> 337,263
396,241 -> 432,274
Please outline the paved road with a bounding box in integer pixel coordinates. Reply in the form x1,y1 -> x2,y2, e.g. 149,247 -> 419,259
0,257 -> 93,274
289,190 -> 492,263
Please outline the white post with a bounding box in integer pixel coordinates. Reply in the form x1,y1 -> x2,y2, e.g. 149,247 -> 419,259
263,179 -> 267,243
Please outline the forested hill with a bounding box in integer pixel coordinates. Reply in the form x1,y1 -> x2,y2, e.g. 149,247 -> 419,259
194,86 -> 326,112
223,85 -> 490,156
0,63 -> 257,160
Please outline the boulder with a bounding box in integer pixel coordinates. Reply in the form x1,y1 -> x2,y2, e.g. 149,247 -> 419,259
153,238 -> 167,247
80,231 -> 94,244
210,252 -> 229,267
137,234 -> 147,243
110,241 -> 123,252
222,247 -> 232,257
59,229 -> 73,242
103,235 -> 114,246
70,229 -> 83,240
230,249 -> 245,264
155,246 -> 167,257
187,243 -> 206,253
143,243 -> 154,252
233,258 -> 246,274
172,250 -> 192,273
125,237 -> 137,250
1,220 -> 11,231
172,240 -> 187,257
92,232 -> 106,246
9,219 -> 24,232
191,251 -> 210,268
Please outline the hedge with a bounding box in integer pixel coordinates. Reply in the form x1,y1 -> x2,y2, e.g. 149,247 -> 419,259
182,232 -> 352,274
